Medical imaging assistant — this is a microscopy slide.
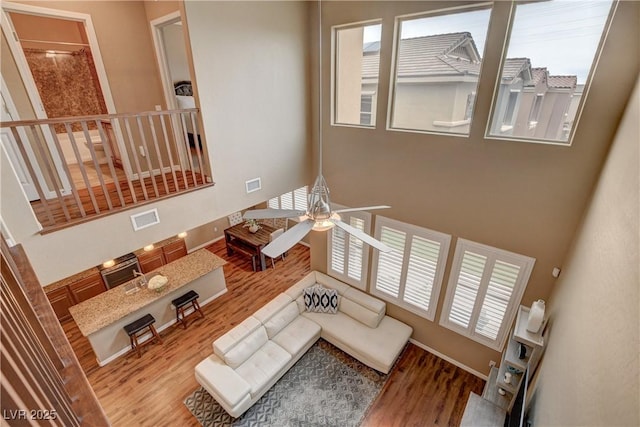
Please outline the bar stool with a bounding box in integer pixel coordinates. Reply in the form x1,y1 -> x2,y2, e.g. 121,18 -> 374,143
123,313 -> 162,358
171,290 -> 205,329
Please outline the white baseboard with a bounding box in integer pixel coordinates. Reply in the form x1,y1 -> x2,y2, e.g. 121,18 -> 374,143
96,288 -> 227,367
409,338 -> 488,381
187,235 -> 225,253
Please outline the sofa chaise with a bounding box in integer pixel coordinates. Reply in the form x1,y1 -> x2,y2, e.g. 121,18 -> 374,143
195,271 -> 413,418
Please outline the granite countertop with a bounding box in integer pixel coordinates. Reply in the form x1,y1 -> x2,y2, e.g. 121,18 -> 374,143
69,249 -> 226,337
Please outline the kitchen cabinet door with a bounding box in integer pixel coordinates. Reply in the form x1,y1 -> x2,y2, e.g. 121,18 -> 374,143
163,239 -> 187,264
69,273 -> 106,304
46,287 -> 75,322
138,248 -> 166,273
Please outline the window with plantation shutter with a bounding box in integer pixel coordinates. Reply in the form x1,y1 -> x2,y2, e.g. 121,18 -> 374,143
371,216 -> 451,320
268,186 -> 308,213
440,239 -> 535,351
327,206 -> 371,290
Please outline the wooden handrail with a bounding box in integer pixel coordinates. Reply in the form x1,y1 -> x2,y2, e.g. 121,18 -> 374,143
0,108 -> 198,128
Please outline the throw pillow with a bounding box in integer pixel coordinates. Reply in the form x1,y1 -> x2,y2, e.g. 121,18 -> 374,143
315,287 -> 338,314
303,285 -> 338,314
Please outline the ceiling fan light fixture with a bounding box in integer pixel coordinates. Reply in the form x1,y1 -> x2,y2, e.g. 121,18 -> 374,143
312,212 -> 341,231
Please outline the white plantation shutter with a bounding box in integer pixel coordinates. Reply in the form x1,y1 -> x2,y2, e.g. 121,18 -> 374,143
440,239 -> 535,351
404,236 -> 442,312
330,226 -> 346,275
327,208 -> 371,290
293,186 -> 308,211
475,260 -> 520,340
449,251 -> 486,328
280,192 -> 294,210
371,217 -> 451,320
347,217 -> 365,281
375,227 -> 406,297
267,197 -> 279,209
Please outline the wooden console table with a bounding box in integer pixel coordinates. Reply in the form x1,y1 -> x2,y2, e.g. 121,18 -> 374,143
224,223 -> 275,271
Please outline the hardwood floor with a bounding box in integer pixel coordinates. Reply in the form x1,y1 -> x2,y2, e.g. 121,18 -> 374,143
62,239 -> 484,426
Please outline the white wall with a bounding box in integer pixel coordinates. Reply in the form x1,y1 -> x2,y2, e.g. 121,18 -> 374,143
530,76 -> 639,426
3,0 -> 310,285
163,23 -> 190,83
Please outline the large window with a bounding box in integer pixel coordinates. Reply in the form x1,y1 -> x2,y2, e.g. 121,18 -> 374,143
333,21 -> 382,128
371,217 -> 451,320
439,239 -> 535,351
487,0 -> 614,144
327,206 -> 371,290
388,4 -> 492,135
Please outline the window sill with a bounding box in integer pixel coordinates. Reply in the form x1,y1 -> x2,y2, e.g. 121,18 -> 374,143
500,125 -> 513,132
432,119 -> 471,128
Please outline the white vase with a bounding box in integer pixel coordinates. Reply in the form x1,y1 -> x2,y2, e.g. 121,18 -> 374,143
248,224 -> 259,233
526,299 -> 545,333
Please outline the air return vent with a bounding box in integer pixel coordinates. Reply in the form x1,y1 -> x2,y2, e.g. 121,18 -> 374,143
131,208 -> 160,231
245,178 -> 262,193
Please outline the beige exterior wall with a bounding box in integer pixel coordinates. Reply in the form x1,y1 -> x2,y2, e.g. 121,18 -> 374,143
3,1 -> 310,284
530,76 -> 639,426
312,0 -> 639,375
334,26 -> 364,125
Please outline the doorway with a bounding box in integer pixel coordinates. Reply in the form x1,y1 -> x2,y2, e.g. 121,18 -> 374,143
1,2 -> 122,198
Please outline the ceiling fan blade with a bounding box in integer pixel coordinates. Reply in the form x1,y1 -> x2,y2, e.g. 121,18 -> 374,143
334,205 -> 391,214
261,219 -> 314,258
243,209 -> 307,220
331,219 -> 393,253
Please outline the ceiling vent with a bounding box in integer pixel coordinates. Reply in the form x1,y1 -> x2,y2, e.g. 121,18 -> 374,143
245,178 -> 262,194
131,208 -> 160,231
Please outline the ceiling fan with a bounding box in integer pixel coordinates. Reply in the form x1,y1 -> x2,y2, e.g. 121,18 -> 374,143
244,1 -> 392,259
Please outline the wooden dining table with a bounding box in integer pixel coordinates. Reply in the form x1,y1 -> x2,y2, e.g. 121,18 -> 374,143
224,223 -> 276,271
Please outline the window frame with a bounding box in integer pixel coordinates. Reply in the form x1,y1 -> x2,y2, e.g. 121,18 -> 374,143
331,19 -> 383,130
386,3 -> 493,137
439,238 -> 535,351
484,0 -> 617,146
327,204 -> 372,290
370,216 -> 451,321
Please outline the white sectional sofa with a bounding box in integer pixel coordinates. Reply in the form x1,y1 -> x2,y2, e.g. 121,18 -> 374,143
195,271 -> 413,418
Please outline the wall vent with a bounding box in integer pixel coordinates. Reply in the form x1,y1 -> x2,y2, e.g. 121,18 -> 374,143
131,208 -> 160,231
245,178 -> 262,193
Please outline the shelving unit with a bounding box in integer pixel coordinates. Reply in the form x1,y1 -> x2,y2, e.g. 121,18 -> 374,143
483,305 -> 546,412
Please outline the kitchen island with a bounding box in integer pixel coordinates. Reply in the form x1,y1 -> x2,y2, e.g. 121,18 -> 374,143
69,249 -> 227,366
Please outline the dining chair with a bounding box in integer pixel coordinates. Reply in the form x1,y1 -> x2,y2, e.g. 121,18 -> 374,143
268,228 -> 286,268
227,212 -> 243,226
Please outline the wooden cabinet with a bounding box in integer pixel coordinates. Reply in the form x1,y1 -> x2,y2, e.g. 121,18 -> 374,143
162,239 -> 187,264
137,239 -> 188,273
138,247 -> 166,273
68,273 -> 106,304
46,286 -> 75,322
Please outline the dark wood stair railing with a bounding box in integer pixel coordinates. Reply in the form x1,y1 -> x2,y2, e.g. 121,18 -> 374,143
1,236 -> 110,426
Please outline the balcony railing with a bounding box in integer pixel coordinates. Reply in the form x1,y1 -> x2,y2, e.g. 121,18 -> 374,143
1,109 -> 213,233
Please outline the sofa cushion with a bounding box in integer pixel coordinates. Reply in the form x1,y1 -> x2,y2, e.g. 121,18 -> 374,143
272,315 -> 321,355
253,293 -> 293,325
214,316 -> 261,358
224,326 -> 268,369
284,272 -> 319,300
339,297 -> 381,328
263,301 -> 300,339
314,271 -> 352,295
303,311 -> 412,374
195,354 -> 251,409
343,288 -> 385,317
235,340 -> 291,397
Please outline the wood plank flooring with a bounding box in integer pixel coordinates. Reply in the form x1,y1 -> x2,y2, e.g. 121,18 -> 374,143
32,169 -> 212,232
62,239 -> 484,426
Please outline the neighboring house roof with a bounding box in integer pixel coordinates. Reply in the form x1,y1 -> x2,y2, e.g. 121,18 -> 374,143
500,58 -> 532,84
548,75 -> 577,89
529,67 -> 548,86
362,32 -> 482,79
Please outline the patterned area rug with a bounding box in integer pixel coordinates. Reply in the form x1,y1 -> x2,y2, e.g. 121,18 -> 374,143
184,339 -> 388,426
